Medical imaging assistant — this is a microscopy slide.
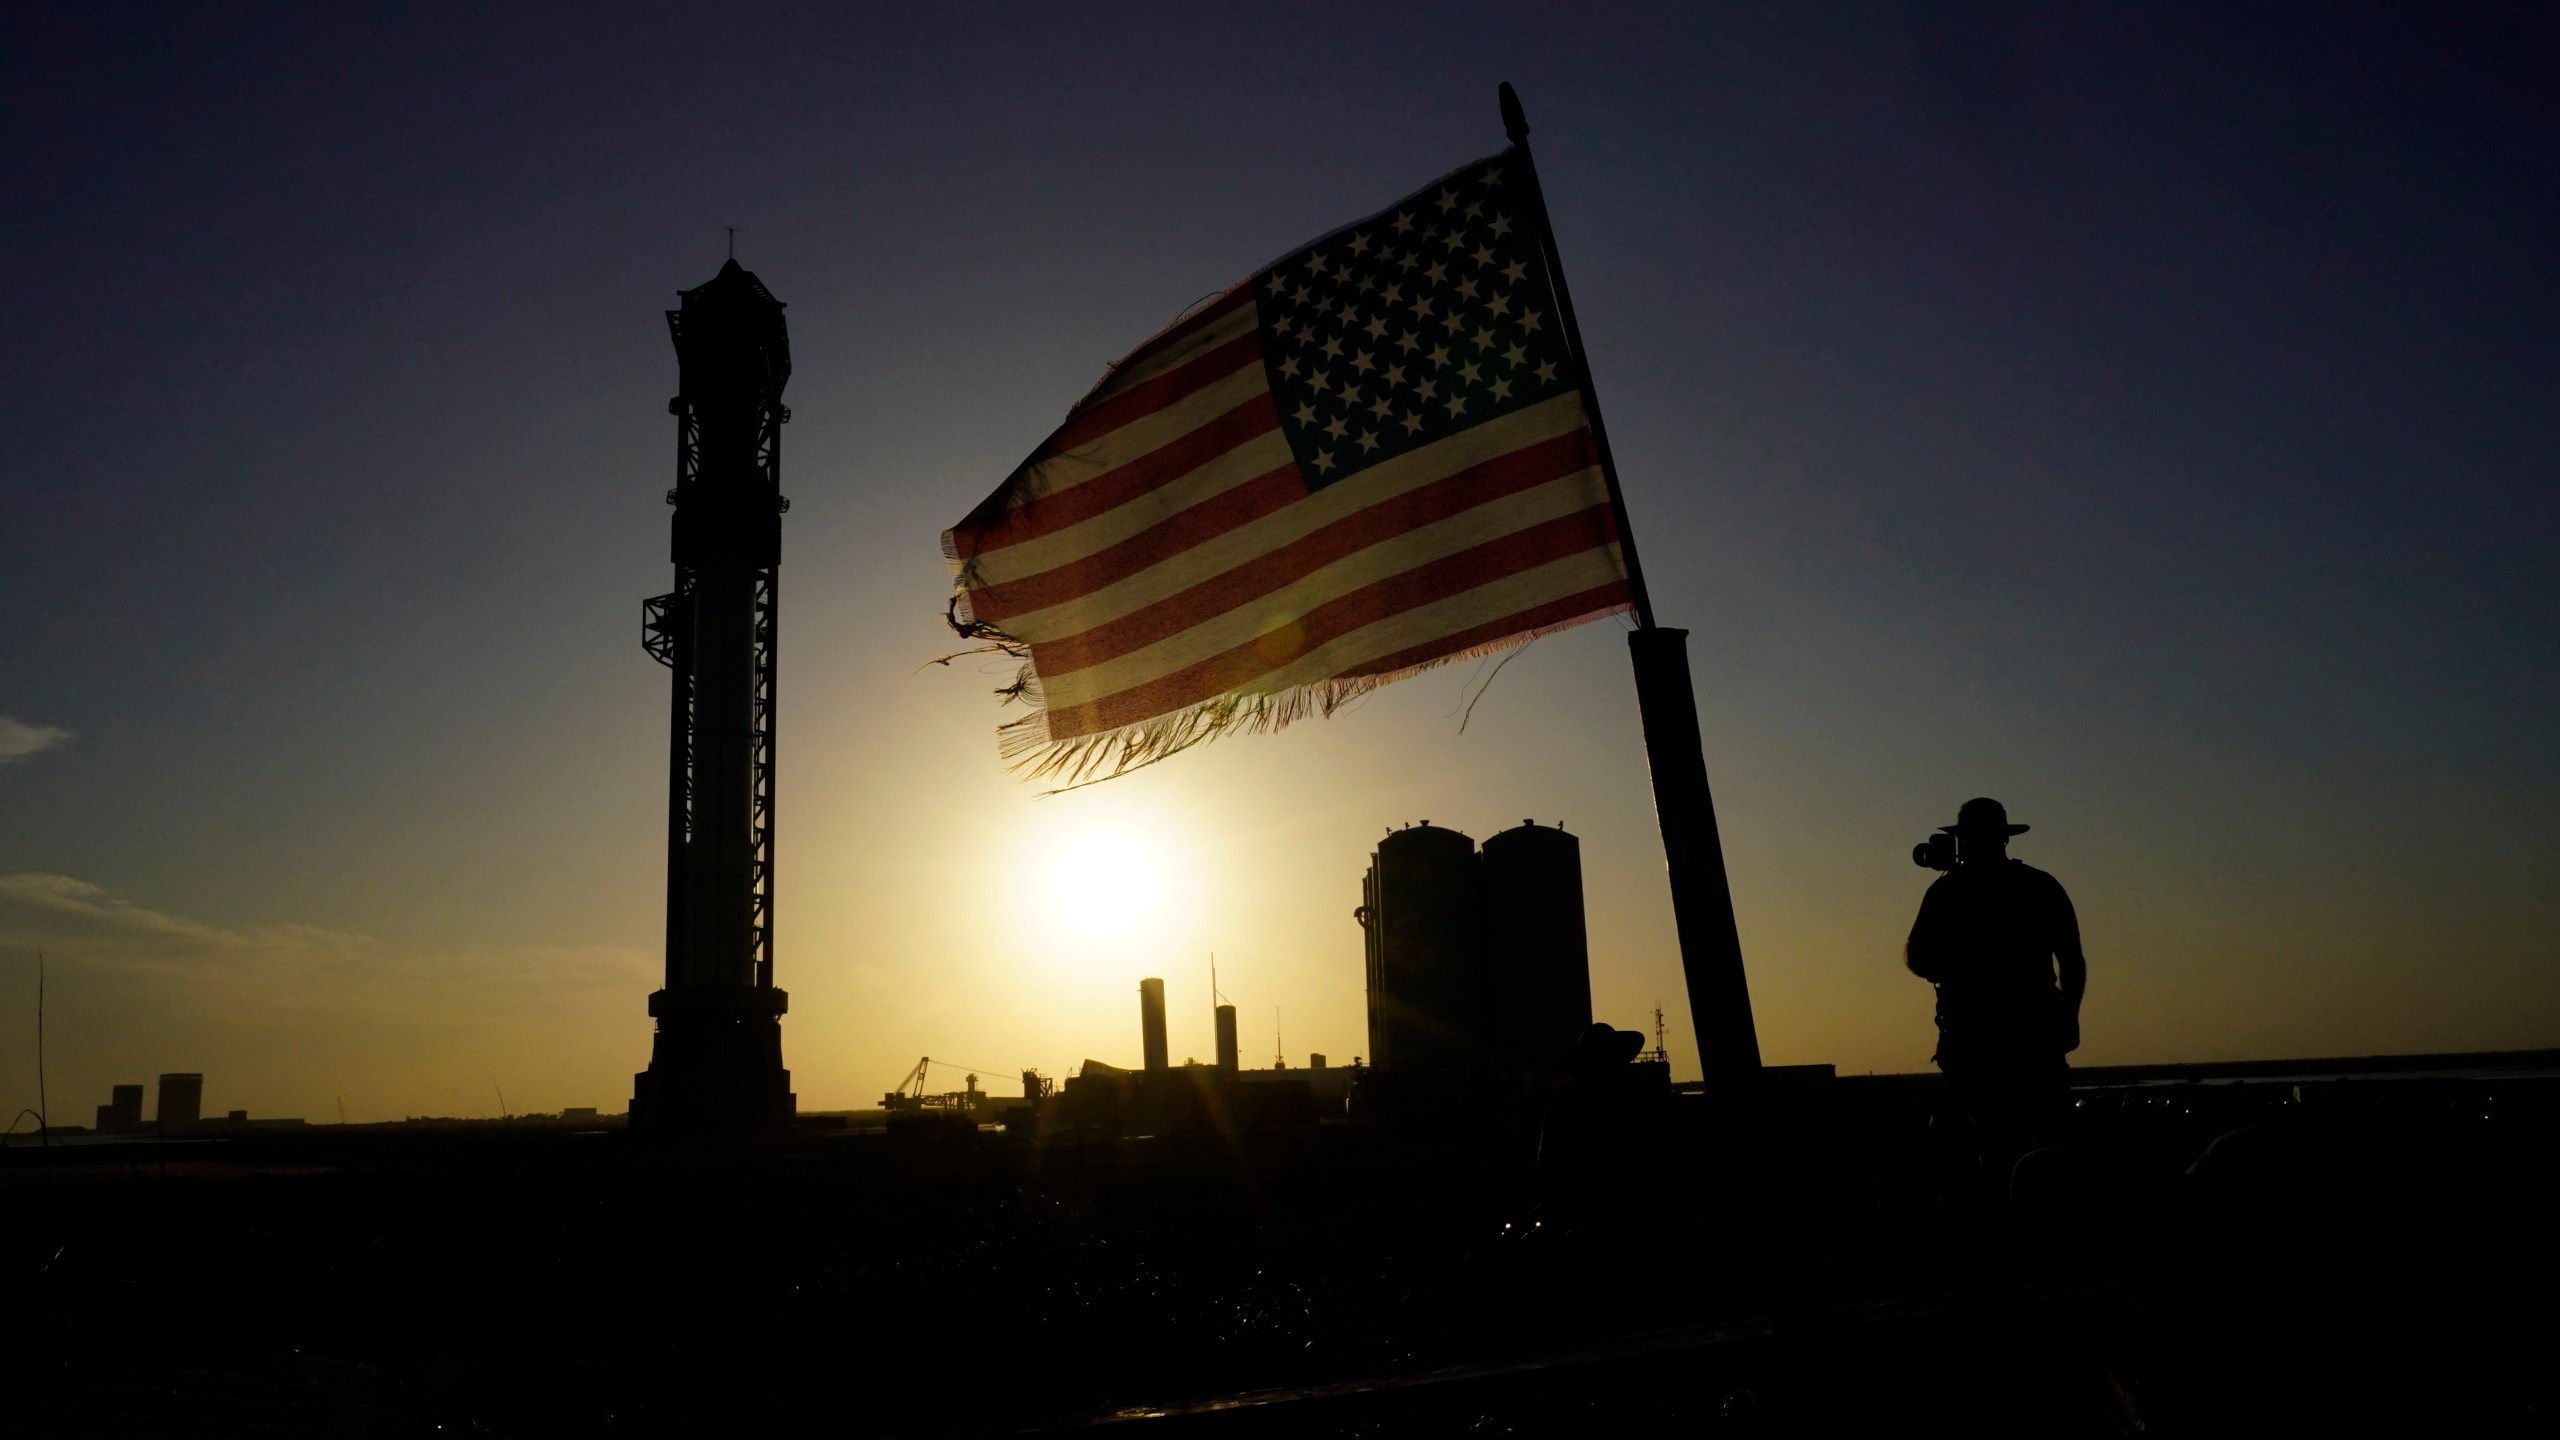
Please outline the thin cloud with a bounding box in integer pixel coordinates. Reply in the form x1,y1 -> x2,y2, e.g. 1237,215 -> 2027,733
0,872 -> 367,960
0,716 -> 71,763
0,874 -> 656,1121
0,872 -> 649,1017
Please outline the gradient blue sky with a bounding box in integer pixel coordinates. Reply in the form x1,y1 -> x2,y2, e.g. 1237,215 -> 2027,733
4,3 -> 2554,1121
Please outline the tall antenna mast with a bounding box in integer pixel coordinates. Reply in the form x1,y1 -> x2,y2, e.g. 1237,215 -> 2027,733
35,946 -> 49,1151
1274,1006 -> 1284,1069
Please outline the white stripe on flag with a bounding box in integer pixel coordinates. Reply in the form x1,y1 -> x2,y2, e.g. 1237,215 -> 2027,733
1011,359 -> 1267,500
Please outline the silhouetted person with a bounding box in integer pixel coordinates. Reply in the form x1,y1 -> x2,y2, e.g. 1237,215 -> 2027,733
1906,797 -> 2085,1189
1534,1023 -> 1652,1230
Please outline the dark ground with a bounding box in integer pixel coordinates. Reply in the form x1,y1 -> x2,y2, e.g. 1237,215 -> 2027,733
4,1064 -> 2554,1437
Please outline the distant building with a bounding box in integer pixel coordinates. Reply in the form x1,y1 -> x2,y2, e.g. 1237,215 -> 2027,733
1054,1061 -> 1317,1136
1238,1059 -> 1355,1109
203,1107 -> 309,1130
561,1107 -> 601,1123
157,1073 -> 204,1130
94,1084 -> 144,1134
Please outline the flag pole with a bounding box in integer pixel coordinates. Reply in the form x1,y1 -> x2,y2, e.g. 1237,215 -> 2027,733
1501,82 -> 1765,1105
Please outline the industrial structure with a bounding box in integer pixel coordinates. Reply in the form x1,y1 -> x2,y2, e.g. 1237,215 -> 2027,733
878,814 -> 1597,1140
867,817 -> 1600,1138
881,1057 -> 1047,1121
95,1083 -> 144,1134
629,259 -> 797,1133
1138,977 -> 1170,1074
71,1075 -> 300,1134
1357,820 -> 1594,1112
1028,975 -> 1333,1135
157,1072 -> 203,1130
1214,1003 -> 1240,1076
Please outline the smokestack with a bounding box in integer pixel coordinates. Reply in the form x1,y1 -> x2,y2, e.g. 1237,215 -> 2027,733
1139,978 -> 1169,1073
1214,1004 -> 1239,1075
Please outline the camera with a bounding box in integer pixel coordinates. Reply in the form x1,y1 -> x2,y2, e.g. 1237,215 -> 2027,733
1912,833 -> 1957,872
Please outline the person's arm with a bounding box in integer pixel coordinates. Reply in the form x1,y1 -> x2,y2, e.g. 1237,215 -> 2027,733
2051,879 -> 2086,1009
1906,881 -> 1948,981
2051,878 -> 2086,1052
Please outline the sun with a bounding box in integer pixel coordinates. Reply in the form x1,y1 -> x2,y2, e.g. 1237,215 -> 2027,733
1041,823 -> 1170,941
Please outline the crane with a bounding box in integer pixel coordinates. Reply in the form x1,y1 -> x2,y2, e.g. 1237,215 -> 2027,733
882,1056 -> 1035,1112
882,1056 -> 934,1111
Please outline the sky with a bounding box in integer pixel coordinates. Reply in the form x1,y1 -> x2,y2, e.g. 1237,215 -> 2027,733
3,2 -> 2554,1123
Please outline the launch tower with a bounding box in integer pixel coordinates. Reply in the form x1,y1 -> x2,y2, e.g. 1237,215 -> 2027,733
630,259 -> 796,1133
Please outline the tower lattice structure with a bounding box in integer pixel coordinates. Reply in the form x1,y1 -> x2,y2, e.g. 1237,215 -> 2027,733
630,259 -> 795,1133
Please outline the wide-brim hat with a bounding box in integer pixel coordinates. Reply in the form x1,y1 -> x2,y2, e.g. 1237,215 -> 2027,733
1939,796 -> 2030,836
1562,1022 -> 1646,1079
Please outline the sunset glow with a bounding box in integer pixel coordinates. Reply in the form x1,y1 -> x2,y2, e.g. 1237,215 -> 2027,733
1041,822 -> 1173,944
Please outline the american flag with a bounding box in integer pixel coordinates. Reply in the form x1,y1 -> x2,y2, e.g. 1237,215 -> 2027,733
944,149 -> 1633,781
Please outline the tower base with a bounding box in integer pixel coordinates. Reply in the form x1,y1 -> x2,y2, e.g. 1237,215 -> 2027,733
629,986 -> 795,1134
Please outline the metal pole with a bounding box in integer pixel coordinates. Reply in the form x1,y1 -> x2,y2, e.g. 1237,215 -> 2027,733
1501,82 -> 1656,632
1501,82 -> 1762,1097
1627,629 -> 1764,1087
35,946 -> 48,1152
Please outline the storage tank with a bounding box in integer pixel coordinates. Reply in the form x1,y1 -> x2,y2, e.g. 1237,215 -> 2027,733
1214,1003 -> 1239,1075
1138,978 -> 1168,1073
1480,821 -> 1593,1073
1359,823 -> 1490,1072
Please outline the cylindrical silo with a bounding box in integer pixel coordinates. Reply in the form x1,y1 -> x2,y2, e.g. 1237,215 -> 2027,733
1480,821 -> 1593,1073
1362,823 -> 1490,1072
1214,1003 -> 1239,1075
1138,978 -> 1169,1073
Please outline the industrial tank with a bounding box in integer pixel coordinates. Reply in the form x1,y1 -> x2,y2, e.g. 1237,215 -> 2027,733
1480,821 -> 1594,1073
1359,823 -> 1491,1072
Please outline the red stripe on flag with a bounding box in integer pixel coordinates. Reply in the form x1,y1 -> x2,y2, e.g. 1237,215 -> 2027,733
1046,503 -> 1624,738
953,393 -> 1283,557
1021,430 -> 1603,668
1065,289 -> 1256,414
1045,328 -> 1264,455
1337,582 -> 1634,680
